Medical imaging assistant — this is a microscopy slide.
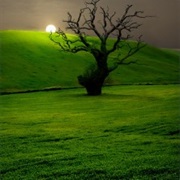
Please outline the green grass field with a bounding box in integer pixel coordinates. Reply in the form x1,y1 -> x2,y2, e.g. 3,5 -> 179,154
0,30 -> 179,179
0,85 -> 179,179
0,30 -> 179,93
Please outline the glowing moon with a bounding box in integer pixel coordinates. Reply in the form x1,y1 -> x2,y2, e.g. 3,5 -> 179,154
46,24 -> 56,33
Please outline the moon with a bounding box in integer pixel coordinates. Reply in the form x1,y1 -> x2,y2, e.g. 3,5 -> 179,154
45,24 -> 56,33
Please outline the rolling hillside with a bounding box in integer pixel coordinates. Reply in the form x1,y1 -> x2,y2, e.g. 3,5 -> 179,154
0,30 -> 179,93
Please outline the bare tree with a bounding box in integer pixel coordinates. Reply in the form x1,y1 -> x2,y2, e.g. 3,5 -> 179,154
50,0 -> 149,95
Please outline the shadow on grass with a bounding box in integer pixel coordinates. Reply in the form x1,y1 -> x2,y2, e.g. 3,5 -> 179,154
64,92 -> 159,102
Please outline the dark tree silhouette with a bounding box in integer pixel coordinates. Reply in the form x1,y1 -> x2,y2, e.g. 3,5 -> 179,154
50,0 -> 149,95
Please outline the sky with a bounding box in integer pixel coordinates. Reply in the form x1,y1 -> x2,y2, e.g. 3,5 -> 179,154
0,0 -> 179,48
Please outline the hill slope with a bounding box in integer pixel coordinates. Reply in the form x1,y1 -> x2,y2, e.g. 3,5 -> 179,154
0,30 -> 179,93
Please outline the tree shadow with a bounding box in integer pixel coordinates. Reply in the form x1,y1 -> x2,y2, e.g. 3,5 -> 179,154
61,91 -> 159,101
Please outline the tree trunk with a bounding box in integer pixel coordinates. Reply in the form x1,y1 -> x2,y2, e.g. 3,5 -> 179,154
78,66 -> 109,96
85,82 -> 103,95
78,52 -> 109,95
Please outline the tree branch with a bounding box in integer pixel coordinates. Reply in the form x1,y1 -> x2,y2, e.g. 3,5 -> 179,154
49,29 -> 88,53
50,0 -> 150,68
117,35 -> 146,65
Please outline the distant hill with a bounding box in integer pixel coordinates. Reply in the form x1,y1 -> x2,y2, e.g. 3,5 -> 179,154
0,30 -> 179,93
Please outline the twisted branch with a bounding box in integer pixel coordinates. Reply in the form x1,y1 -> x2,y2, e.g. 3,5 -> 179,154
50,0 -> 150,67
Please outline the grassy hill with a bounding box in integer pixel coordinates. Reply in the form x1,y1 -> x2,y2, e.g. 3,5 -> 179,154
0,30 -> 179,179
0,30 -> 179,93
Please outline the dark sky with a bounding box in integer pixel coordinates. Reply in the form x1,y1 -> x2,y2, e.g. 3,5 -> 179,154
0,0 -> 179,48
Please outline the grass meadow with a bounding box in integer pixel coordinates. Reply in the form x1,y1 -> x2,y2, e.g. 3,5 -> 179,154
0,31 -> 179,93
0,85 -> 179,179
0,30 -> 179,179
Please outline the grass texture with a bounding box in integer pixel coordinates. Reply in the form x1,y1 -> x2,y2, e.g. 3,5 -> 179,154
0,85 -> 179,179
0,30 -> 179,93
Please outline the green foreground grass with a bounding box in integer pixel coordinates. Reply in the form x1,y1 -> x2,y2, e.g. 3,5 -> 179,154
0,85 -> 179,179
